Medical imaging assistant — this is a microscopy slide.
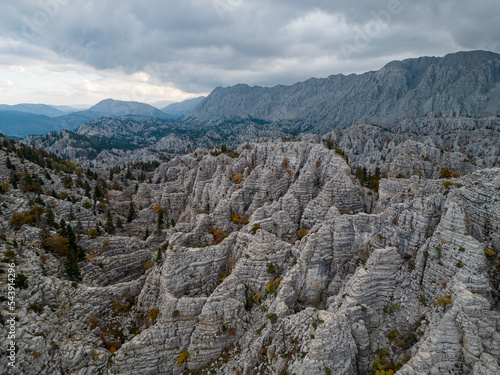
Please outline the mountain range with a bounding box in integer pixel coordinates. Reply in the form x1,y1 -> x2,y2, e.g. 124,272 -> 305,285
0,103 -> 68,117
0,97 -> 203,137
3,51 -> 500,139
187,50 -> 500,133
2,50 -> 500,375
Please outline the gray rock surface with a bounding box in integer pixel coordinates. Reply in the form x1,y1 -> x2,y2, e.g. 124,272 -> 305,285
187,51 -> 500,132
1,134 -> 499,375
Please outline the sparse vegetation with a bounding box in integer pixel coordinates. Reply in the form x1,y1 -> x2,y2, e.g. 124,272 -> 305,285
178,350 -> 189,366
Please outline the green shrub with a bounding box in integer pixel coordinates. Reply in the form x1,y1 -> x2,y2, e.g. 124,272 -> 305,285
14,273 -> 28,289
256,324 -> 266,335
252,223 -> 261,234
386,330 -> 399,341
266,263 -> 276,274
443,180 -> 453,189
266,313 -> 278,324
29,301 -> 44,314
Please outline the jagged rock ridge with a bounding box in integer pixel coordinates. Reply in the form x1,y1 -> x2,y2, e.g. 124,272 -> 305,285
187,51 -> 500,132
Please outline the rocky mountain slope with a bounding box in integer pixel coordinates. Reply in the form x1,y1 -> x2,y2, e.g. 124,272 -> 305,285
0,133 -> 499,375
22,113 -> 500,177
186,51 -> 500,132
161,97 -> 206,118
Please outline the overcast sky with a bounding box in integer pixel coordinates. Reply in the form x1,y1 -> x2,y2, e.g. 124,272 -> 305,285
0,0 -> 499,106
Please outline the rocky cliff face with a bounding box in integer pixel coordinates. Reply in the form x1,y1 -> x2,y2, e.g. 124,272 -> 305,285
1,135 -> 499,375
187,51 -> 500,132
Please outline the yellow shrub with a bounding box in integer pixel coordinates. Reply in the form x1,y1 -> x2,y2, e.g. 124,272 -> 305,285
45,234 -> 70,257
148,307 -> 160,322
266,278 -> 281,294
484,247 -> 496,257
87,229 -> 99,239
178,350 -> 189,366
435,294 -> 452,307
231,213 -> 241,224
297,229 -> 308,239
232,174 -> 244,183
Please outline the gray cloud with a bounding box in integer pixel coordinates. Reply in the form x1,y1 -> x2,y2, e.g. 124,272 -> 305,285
1,0 -> 499,96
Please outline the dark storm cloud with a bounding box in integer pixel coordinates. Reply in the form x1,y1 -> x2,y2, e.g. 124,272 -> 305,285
1,0 -> 499,94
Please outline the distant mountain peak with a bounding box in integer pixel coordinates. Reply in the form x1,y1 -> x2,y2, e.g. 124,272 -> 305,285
0,103 -> 65,117
89,98 -> 171,118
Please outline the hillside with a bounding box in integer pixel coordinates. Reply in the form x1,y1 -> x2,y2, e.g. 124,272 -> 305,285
161,96 -> 205,118
0,104 -> 66,117
89,99 -> 172,119
0,111 -> 55,137
186,51 -> 500,133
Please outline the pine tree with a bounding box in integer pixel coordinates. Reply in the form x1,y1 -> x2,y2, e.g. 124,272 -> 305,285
67,224 -> 76,249
143,227 -> 150,241
6,156 -> 15,170
45,207 -> 57,228
76,220 -> 83,240
127,202 -> 136,223
61,223 -> 82,280
58,218 -> 67,236
39,223 -> 50,250
93,184 -> 102,201
125,167 -> 132,180
105,210 -> 115,234
64,246 -> 81,281
84,182 -> 91,198
10,171 -> 18,188
68,208 -> 75,221
156,211 -> 164,233
115,217 -> 123,229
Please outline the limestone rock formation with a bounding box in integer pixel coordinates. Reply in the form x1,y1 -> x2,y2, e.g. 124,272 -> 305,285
1,134 -> 499,374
